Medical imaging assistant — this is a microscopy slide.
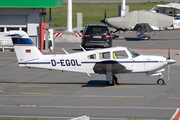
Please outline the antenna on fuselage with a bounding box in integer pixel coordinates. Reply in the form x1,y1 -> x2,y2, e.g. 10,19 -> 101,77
62,48 -> 69,54
79,45 -> 86,51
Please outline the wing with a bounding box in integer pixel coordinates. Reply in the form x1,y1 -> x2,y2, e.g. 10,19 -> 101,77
93,60 -> 132,74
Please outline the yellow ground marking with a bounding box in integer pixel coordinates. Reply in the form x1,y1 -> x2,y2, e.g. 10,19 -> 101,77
164,71 -> 178,73
0,82 -> 158,87
0,87 -> 4,92
110,86 -> 137,88
0,93 -> 144,98
168,97 -> 180,99
12,69 -> 47,72
118,36 -> 124,39
21,92 -> 51,96
12,69 -> 61,72
18,85 -> 51,87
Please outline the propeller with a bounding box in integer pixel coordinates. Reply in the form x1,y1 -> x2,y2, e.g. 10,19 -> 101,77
100,9 -> 106,24
167,48 -> 170,60
166,49 -> 176,81
104,9 -> 106,20
167,49 -> 170,81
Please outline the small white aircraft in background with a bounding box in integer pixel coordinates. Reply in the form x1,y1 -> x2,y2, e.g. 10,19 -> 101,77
150,3 -> 180,30
8,31 -> 176,86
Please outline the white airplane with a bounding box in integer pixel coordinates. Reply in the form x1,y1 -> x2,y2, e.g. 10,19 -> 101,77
150,3 -> 180,30
8,31 -> 176,86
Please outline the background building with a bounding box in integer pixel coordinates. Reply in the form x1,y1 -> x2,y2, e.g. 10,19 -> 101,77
0,0 -> 63,50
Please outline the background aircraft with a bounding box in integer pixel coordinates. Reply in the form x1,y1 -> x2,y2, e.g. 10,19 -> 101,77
150,3 -> 180,30
101,10 -> 174,40
8,31 -> 176,86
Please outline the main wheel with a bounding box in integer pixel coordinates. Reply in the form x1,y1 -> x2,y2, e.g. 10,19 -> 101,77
157,78 -> 165,85
113,75 -> 118,83
106,80 -> 115,86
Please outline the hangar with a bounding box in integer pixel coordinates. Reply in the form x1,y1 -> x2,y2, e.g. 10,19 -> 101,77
0,0 -> 63,51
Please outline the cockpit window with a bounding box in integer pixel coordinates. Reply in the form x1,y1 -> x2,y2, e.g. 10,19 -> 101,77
127,48 -> 141,58
113,50 -> 128,59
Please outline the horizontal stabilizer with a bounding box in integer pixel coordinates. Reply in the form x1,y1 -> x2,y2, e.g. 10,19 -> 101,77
6,34 -> 21,37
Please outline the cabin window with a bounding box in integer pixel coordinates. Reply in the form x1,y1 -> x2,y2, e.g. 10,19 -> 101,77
7,27 -> 19,31
113,50 -> 128,59
0,27 -> 4,32
99,52 -> 110,59
156,8 -> 164,13
87,54 -> 96,59
165,8 -> 174,15
175,9 -> 180,14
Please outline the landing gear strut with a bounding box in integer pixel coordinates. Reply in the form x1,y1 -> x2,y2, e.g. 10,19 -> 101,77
106,74 -> 118,86
113,75 -> 118,83
106,80 -> 114,86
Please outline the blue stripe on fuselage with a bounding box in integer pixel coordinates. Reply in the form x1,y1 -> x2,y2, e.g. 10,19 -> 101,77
18,61 -> 163,65
81,61 -> 162,64
19,62 -> 50,65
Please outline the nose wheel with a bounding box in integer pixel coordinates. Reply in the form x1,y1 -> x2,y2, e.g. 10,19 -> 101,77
157,78 -> 166,85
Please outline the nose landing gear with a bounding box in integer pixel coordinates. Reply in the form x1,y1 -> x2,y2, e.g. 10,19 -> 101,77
157,78 -> 166,85
157,74 -> 166,85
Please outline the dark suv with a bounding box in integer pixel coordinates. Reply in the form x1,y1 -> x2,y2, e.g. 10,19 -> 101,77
81,24 -> 112,49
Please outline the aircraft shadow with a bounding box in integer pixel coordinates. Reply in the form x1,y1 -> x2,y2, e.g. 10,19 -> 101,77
81,80 -> 108,87
81,80 -> 158,87
0,81 -> 158,87
72,49 -> 83,51
125,37 -> 144,41
0,81 -> 87,85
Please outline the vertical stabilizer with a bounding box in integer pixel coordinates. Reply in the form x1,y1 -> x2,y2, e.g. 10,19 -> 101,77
7,31 -> 43,66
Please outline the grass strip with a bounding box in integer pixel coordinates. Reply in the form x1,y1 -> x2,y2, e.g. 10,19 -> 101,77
45,1 -> 177,27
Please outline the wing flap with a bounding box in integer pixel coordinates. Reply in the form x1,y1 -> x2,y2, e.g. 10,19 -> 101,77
93,60 -> 132,74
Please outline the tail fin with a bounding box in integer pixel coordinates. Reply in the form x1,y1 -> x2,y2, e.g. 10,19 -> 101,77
7,31 -> 43,66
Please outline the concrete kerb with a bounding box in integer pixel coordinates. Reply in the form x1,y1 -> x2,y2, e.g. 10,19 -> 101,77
54,31 -> 81,43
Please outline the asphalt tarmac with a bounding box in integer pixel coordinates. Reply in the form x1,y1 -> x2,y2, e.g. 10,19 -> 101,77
0,33 -> 180,119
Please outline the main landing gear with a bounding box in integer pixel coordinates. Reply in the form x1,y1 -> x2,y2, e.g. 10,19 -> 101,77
106,75 -> 118,86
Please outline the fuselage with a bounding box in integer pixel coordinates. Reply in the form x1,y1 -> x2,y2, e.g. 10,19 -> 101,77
21,47 -> 169,74
151,3 -> 180,29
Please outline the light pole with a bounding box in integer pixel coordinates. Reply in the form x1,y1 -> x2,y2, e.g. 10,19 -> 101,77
121,0 -> 126,16
67,0 -> 73,32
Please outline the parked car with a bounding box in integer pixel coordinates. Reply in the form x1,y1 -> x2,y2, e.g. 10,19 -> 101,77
81,24 -> 112,49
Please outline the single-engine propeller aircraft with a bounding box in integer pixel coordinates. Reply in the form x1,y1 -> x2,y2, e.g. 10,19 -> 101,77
101,10 -> 174,40
8,31 -> 176,85
150,3 -> 180,30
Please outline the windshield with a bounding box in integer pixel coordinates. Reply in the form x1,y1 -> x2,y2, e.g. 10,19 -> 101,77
85,26 -> 109,34
127,48 -> 141,58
